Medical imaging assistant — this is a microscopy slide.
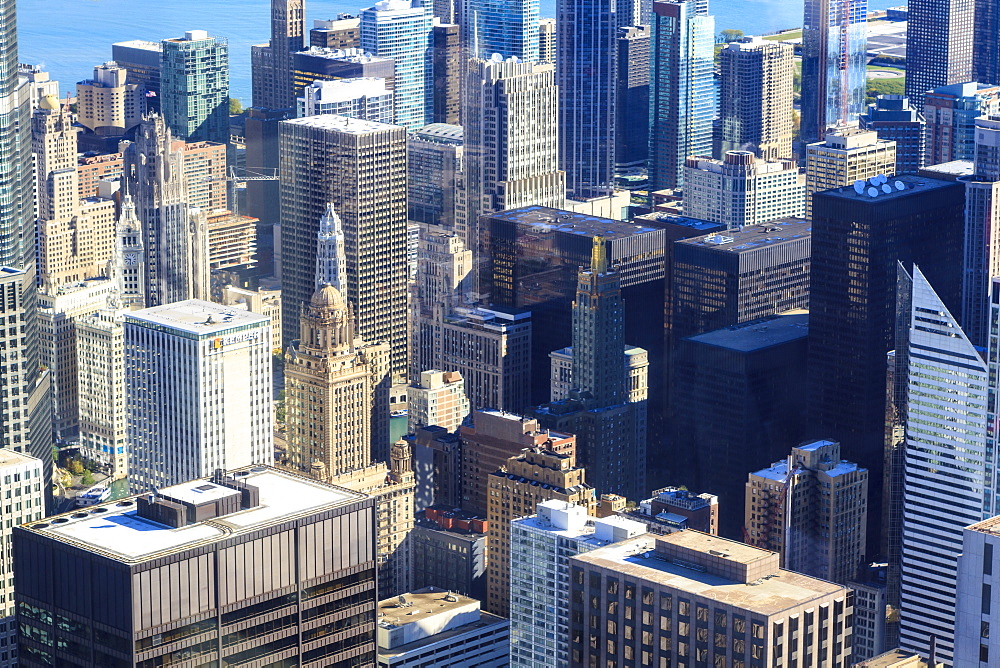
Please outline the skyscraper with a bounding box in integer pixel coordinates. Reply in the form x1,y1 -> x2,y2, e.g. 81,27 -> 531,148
296,77 -> 394,120
924,82 -> 1000,165
905,0 -> 974,110
0,0 -> 52,503
0,451 -> 42,668
407,124 -> 464,230
648,0 -> 715,191
161,31 -> 230,144
960,116 -> 1000,346
800,0 -> 867,143
463,0 -> 539,61
125,301 -> 273,492
252,0 -> 306,110
279,114 -> 409,378
75,62 -> 142,135
955,517 -> 1000,667
805,127 -> 896,218
859,95 -> 926,174
975,0 -> 1000,86
431,22 -> 461,124
462,58 -> 565,256
615,26 -> 650,172
360,0 -> 433,129
718,37 -> 795,161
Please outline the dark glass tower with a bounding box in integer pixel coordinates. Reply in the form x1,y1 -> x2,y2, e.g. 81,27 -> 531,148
800,0 -> 868,143
975,0 -> 1000,86
0,0 -> 53,502
905,0 -> 974,110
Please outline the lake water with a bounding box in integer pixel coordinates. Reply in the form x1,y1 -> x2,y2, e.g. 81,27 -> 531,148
19,0 -> 900,102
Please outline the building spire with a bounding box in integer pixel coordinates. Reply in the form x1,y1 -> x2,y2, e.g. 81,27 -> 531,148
315,202 -> 348,293
590,235 -> 607,274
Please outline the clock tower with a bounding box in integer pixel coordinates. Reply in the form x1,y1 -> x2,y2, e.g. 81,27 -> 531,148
110,191 -> 146,308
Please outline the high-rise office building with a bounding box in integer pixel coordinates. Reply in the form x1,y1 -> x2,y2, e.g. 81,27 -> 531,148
548,345 -> 648,405
459,409 -> 576,515
407,370 -> 470,433
897,266 -> 989,664
272,0 -> 306,109
975,0 -> 1000,86
310,16 -> 361,49
745,439 -> 868,584
955,517 -> 1000,667
805,127 -> 897,217
924,82 -> 1000,165
75,62 -> 142,134
411,426 -> 463,509
683,152 -> 805,228
671,313 -> 809,538
411,507 -> 487,597
0,0 -> 52,504
279,114 -> 408,378
463,0 -> 539,61
462,58 -> 564,254
569,531 -> 855,667
800,0 -> 867,143
486,447 -> 594,616
808,176 -> 965,547
125,300 -> 273,492
718,37 -> 795,161
360,0 -> 433,129
905,0 -> 974,110
111,39 -> 162,109
0,451 -> 42,668
408,124 -> 463,230
296,76 -> 394,120
431,22 -> 461,124
615,26 -> 650,172
859,95 -> 926,174
538,18 -> 556,64
648,0 -> 714,191
960,116 -> 1000,346
510,501 -> 645,668
161,30 -> 229,144
14,467 -> 378,668
124,115 -> 211,306
291,46 -> 396,98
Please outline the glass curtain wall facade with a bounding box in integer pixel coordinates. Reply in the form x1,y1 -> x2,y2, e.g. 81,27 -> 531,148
161,32 -> 230,144
905,0 -> 974,110
800,0 -> 867,143
464,0 -> 540,61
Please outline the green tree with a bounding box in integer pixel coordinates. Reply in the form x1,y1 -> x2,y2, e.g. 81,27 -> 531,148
866,77 -> 906,105
229,97 -> 243,116
720,29 -> 744,43
67,459 -> 84,476
81,470 -> 95,486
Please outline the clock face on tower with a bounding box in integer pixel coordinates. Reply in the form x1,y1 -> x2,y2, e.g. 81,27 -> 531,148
124,252 -> 138,266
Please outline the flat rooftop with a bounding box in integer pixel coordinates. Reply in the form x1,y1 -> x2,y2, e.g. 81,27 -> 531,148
125,299 -> 269,335
686,313 -> 808,352
488,206 -> 659,239
26,468 -> 367,564
0,449 -> 41,470
967,515 -> 1000,536
296,46 -> 393,63
378,589 -> 478,628
282,112 -> 400,134
574,534 -> 845,616
817,173 -> 957,203
676,219 -> 810,255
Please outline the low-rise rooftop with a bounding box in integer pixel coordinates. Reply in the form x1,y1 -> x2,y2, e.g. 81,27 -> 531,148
685,313 -> 808,353
676,219 -> 810,255
125,299 -> 269,336
282,112 -> 401,134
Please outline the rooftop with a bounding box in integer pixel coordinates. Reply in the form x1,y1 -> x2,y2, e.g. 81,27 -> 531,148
676,219 -> 810,255
919,160 -> 974,180
0,449 -> 42,470
304,77 -> 390,101
574,533 -> 846,615
282,112 -> 401,134
125,299 -> 269,335
25,467 -> 367,564
686,313 -> 809,352
816,173 -> 956,203
633,212 -> 724,233
411,123 -> 463,144
296,46 -> 393,63
378,589 -> 478,628
966,515 -> 1000,536
488,206 -> 659,239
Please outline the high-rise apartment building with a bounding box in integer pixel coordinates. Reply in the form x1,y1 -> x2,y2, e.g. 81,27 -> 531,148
538,18 -> 556,63
648,0 -> 714,191
615,26 -> 650,172
510,501 -> 645,668
905,0 -> 974,110
462,58 -> 565,254
411,507 -> 487,596
808,176 -> 965,548
0,451 -> 43,668
486,448 -> 594,616
296,76 -> 394,120
670,313 -> 809,538
0,0 -> 53,505
459,409 -> 576,514
805,127 -> 897,217
898,266 -> 989,665
310,16 -> 361,49
407,370 -> 470,433
859,95 -> 926,174
683,152 -> 805,227
161,30 -> 229,144
463,0 -> 539,61
955,517 -> 1000,667
75,62 -> 142,134
408,124 -> 463,230
252,0 -> 306,110
14,467 -> 378,668
924,82 -> 1000,165
291,46 -> 396,98
125,301 -> 273,491
279,115 -> 408,378
360,0 -> 433,129
431,22 -> 460,124
745,439 -> 868,584
718,37 -> 795,161
569,531 -> 855,667
800,0 -> 867,142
